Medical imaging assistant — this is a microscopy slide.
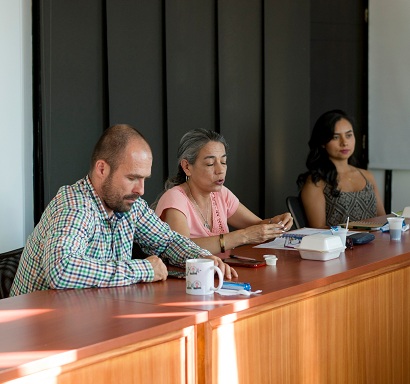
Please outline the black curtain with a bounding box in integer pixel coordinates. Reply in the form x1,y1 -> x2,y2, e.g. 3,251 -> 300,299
34,0 -> 366,224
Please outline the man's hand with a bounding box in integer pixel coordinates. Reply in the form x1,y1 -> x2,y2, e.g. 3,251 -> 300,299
146,255 -> 168,281
202,255 -> 238,280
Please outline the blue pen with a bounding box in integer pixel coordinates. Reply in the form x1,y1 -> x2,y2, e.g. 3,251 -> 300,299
222,281 -> 252,291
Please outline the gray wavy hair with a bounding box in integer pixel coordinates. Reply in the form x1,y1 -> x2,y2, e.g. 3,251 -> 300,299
151,129 -> 228,208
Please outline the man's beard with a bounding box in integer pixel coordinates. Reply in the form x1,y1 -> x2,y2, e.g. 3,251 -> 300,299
101,176 -> 139,213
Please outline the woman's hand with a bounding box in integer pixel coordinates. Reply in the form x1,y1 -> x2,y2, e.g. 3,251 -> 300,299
242,222 -> 286,245
268,212 -> 293,230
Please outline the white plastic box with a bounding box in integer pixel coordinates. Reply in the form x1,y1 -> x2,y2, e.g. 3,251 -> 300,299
298,234 -> 345,261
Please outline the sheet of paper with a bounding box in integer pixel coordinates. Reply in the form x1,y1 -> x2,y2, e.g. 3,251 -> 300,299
253,237 -> 294,250
253,228 -> 362,250
284,227 -> 331,236
253,228 -> 330,250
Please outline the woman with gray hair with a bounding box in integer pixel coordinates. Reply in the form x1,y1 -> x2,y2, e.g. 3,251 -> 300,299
154,129 -> 293,254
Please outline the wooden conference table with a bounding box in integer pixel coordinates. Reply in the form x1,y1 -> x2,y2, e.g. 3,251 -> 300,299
1,215 -> 409,383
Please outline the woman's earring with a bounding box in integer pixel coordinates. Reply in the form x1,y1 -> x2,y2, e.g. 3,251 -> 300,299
186,175 -> 189,182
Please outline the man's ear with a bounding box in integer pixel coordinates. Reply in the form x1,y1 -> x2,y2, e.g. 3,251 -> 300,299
95,160 -> 110,178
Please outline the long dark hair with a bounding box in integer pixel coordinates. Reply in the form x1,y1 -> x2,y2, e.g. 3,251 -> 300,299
297,109 -> 356,196
151,129 -> 228,208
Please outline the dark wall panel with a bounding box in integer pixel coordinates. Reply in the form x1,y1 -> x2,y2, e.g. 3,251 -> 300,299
264,0 -> 311,215
35,0 -> 366,226
218,0 -> 263,215
165,0 -> 217,181
311,0 -> 367,165
40,0 -> 105,205
106,0 -> 164,203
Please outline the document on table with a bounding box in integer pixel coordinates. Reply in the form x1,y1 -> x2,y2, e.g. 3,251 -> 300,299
253,228 -> 330,250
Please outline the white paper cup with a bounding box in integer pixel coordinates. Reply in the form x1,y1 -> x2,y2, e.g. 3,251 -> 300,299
186,259 -> 223,295
387,217 -> 404,241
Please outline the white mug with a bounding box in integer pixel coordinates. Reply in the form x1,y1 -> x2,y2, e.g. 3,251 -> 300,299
186,258 -> 223,295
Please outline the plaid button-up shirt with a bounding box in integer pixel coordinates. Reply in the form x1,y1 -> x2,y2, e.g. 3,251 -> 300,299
10,176 -> 210,296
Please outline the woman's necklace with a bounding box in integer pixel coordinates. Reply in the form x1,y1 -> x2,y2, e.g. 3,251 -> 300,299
187,182 -> 211,230
339,166 -> 356,182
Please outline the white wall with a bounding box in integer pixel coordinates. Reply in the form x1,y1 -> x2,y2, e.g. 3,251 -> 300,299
0,0 -> 33,253
369,0 -> 410,171
368,0 -> 410,214
371,169 -> 410,214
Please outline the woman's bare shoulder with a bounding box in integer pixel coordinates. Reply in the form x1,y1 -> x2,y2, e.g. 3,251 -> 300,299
303,175 -> 325,189
357,167 -> 377,183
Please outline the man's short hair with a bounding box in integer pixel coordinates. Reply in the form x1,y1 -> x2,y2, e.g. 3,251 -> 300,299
90,124 -> 148,172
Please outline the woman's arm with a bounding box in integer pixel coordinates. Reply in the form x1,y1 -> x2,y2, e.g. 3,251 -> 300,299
227,203 -> 262,228
300,177 -> 328,228
162,206 -> 286,254
229,203 -> 293,230
362,170 -> 386,216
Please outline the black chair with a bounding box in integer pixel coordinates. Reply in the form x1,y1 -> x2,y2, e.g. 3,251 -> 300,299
286,196 -> 308,229
0,248 -> 23,299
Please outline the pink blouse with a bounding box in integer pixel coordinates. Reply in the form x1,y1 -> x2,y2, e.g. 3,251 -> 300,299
155,185 -> 240,238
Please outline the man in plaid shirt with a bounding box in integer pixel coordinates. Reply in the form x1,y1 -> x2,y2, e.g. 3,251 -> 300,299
10,124 -> 237,296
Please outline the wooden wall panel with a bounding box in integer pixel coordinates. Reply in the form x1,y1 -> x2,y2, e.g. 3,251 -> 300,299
58,338 -> 188,384
209,267 -> 410,383
5,327 -> 197,384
